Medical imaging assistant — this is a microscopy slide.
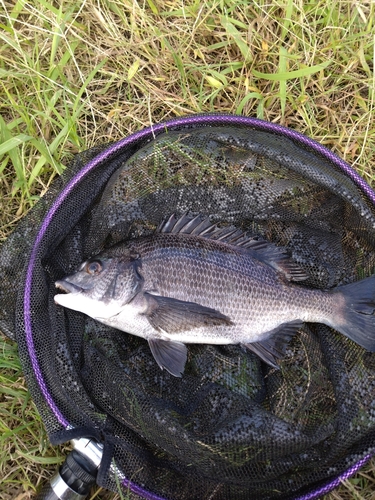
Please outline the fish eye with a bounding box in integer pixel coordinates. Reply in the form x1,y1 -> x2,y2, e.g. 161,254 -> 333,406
85,260 -> 103,275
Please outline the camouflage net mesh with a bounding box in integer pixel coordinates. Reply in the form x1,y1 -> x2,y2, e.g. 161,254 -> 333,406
1,117 -> 375,499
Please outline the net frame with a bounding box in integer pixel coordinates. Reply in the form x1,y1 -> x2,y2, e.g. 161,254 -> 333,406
14,114 -> 375,498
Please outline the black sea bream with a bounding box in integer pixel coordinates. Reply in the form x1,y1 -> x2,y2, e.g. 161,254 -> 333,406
55,213 -> 375,376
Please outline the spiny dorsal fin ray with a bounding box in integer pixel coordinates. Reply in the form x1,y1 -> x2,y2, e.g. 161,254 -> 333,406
157,213 -> 308,282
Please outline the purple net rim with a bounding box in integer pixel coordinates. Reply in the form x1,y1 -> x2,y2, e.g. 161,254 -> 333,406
23,114 -> 375,499
122,454 -> 374,500
289,454 -> 372,500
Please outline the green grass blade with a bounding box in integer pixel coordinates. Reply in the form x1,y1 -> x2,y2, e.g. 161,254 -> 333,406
279,46 -> 288,117
220,16 -> 252,63
252,60 -> 332,81
236,92 -> 263,115
0,134 -> 33,157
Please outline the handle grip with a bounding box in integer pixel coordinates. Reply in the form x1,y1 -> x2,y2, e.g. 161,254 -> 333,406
35,450 -> 97,500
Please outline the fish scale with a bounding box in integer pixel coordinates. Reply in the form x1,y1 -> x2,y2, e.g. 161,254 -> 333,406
137,234 -> 327,329
55,213 -> 375,377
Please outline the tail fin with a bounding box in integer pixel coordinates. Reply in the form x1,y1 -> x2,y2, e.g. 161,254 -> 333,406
335,275 -> 375,351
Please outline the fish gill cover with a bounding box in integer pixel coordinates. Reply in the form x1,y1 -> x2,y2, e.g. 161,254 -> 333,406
1,117 -> 375,499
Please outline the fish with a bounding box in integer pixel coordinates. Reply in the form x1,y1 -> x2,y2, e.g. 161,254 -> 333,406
54,213 -> 375,377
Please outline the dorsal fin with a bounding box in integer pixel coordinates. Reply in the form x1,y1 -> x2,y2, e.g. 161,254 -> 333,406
157,213 -> 308,282
158,213 -> 213,235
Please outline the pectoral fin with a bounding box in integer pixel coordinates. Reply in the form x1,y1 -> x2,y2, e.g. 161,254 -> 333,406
243,320 -> 303,368
148,339 -> 187,377
144,292 -> 233,333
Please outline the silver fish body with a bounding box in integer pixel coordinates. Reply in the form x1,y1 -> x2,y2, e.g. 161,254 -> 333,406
55,214 -> 375,376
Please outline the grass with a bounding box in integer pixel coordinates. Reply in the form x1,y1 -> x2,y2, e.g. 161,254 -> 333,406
0,0 -> 375,498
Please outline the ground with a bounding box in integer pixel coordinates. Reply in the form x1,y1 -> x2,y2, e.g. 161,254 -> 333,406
0,0 -> 375,498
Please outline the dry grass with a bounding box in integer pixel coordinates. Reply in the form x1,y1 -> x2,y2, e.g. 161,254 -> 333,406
0,0 -> 375,498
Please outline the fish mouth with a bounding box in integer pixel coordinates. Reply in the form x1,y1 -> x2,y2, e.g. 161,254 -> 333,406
55,279 -> 83,294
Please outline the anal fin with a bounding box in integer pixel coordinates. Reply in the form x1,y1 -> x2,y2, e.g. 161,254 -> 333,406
243,320 -> 303,368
